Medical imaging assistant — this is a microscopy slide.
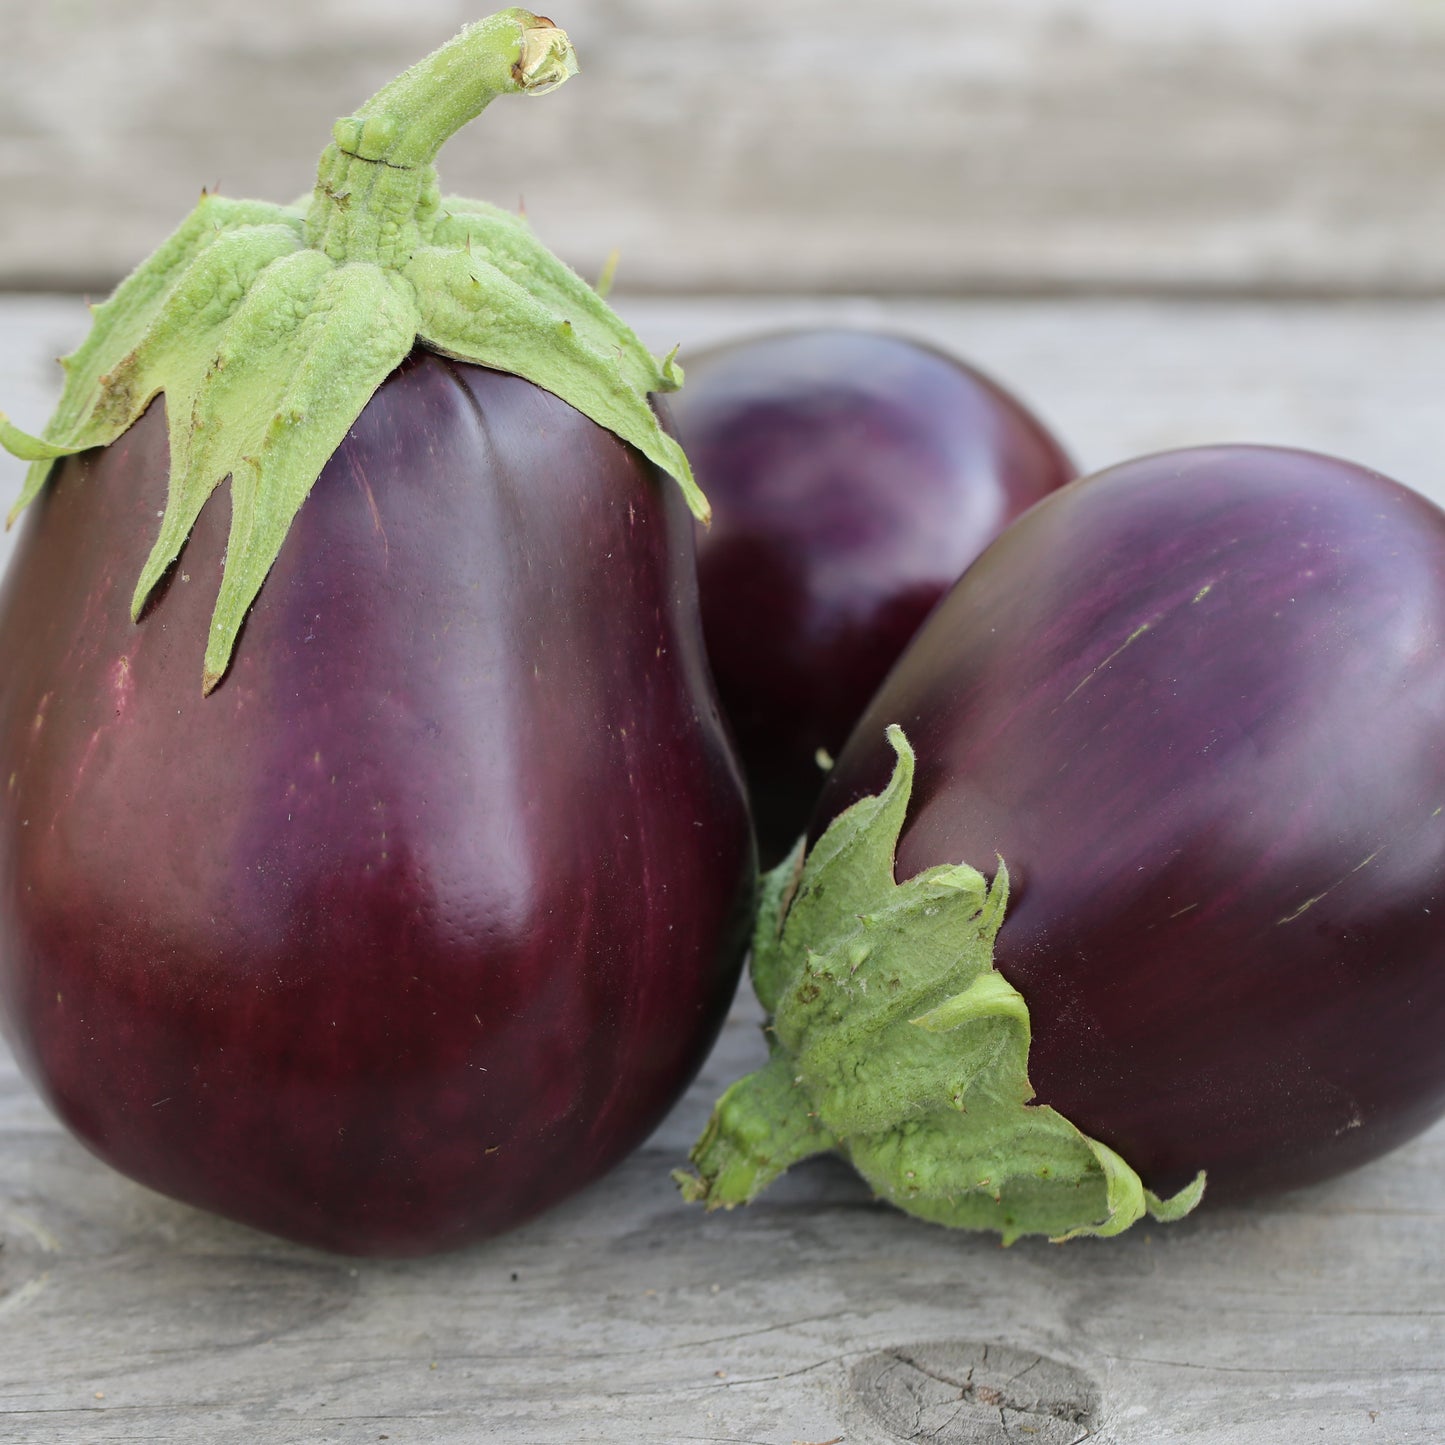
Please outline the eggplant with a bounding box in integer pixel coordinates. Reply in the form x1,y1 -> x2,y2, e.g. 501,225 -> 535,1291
672,329 -> 1074,862
0,14 -> 754,1255
681,445 -> 1445,1241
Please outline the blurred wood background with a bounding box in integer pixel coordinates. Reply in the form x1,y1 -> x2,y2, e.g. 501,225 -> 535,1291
3,0 -> 1444,295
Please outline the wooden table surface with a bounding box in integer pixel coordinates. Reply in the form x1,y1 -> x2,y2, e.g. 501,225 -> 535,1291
1,295 -> 1443,1444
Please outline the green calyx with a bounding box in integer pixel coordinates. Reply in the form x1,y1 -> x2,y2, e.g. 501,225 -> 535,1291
0,9 -> 701,693
676,725 -> 1206,1244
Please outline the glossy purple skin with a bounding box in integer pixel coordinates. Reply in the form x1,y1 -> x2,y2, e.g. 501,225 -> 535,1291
815,445 -> 1445,1202
0,352 -> 755,1256
673,329 -> 1075,862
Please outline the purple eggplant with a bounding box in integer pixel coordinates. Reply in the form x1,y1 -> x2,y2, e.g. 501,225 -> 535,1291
673,328 -> 1075,862
0,15 -> 754,1255
681,445 -> 1445,1240
0,355 -> 754,1255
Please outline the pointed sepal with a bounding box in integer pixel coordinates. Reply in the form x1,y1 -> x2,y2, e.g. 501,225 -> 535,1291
673,1053 -> 837,1209
406,244 -> 708,523
679,725 -> 1206,1241
433,200 -> 679,397
196,261 -> 418,690
2,198 -> 304,527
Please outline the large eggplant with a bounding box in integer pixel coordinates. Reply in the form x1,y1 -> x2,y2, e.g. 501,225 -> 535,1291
0,14 -> 754,1255
681,446 -> 1445,1241
674,329 -> 1074,862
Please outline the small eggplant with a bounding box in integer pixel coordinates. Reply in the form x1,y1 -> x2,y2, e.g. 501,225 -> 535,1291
681,446 -> 1445,1240
0,12 -> 754,1256
672,328 -> 1075,863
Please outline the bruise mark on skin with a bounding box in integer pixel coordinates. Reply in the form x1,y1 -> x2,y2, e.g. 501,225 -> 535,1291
356,466 -> 389,564
112,655 -> 134,716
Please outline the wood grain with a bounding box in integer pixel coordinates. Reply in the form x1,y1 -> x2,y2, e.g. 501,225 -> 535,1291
2,1 -> 1444,293
2,990 -> 1443,1444
2,296 -> 1444,1443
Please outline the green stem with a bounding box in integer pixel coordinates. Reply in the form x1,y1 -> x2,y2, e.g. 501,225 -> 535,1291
304,9 -> 577,267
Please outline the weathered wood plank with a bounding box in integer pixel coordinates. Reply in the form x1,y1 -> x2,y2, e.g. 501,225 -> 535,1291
1,295 -> 1444,1444
6,293 -> 1445,560
2,994 -> 1443,1444
2,1 -> 1445,293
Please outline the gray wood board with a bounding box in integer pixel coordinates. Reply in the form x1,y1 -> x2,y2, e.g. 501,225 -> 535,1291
1,295 -> 1444,1443
5,292 -> 1445,560
4,0 -> 1445,294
